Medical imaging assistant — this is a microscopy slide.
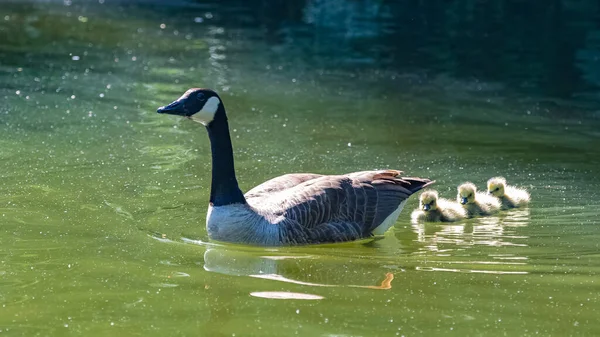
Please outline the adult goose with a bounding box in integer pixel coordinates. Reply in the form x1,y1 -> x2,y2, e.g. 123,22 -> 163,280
157,88 -> 433,246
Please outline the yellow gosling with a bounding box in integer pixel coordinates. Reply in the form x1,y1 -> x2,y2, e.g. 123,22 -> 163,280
411,190 -> 467,223
487,177 -> 530,209
457,182 -> 501,217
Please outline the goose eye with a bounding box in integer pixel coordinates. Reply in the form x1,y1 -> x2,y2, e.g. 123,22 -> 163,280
196,93 -> 205,101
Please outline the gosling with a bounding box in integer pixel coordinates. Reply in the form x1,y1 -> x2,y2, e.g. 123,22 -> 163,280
411,190 -> 467,223
487,177 -> 530,209
457,182 -> 501,217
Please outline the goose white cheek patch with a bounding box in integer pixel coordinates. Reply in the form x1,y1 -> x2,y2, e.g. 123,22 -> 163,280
192,96 -> 220,125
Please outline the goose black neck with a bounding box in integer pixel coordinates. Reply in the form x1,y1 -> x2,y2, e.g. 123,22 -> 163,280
205,107 -> 246,206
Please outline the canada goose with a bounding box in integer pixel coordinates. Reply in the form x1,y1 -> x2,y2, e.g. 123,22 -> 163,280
156,88 -> 433,246
411,190 -> 467,222
457,182 -> 501,217
487,177 -> 530,209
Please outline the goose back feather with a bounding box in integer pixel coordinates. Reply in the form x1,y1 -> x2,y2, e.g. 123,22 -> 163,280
217,170 -> 432,245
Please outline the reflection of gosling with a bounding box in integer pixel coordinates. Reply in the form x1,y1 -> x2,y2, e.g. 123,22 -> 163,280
457,182 -> 501,217
411,190 -> 467,222
487,177 -> 530,209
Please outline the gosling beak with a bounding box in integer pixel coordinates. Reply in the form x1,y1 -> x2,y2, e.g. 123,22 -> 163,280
460,197 -> 468,205
157,98 -> 188,116
423,204 -> 431,211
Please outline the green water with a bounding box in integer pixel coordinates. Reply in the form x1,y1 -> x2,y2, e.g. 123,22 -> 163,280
1,1 -> 600,336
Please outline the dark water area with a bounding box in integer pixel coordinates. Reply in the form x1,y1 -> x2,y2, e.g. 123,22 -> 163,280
208,0 -> 600,100
1,1 -> 599,336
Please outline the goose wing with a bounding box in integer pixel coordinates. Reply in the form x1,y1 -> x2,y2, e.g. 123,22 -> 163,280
251,170 -> 433,243
245,173 -> 324,201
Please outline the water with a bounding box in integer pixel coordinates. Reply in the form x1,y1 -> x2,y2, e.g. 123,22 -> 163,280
1,0 -> 599,336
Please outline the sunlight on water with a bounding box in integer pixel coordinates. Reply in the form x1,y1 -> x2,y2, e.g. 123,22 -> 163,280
0,0 -> 599,336
249,291 -> 324,300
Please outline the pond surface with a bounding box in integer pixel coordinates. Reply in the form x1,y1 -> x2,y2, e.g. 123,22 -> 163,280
1,0 -> 600,336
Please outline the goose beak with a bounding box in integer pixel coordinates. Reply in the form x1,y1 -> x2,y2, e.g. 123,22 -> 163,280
157,98 -> 188,116
460,197 -> 468,205
422,204 -> 431,211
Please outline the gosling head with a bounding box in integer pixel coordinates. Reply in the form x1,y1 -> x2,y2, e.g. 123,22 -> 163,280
487,177 -> 506,197
457,182 -> 477,205
419,190 -> 439,212
157,88 -> 223,125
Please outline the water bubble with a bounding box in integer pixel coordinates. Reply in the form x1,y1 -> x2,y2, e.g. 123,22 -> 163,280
160,23 -> 166,29
71,56 -> 80,61
194,17 -> 204,23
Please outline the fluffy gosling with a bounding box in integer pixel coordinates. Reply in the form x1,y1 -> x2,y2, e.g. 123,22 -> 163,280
487,177 -> 530,209
457,182 -> 501,217
411,190 -> 467,223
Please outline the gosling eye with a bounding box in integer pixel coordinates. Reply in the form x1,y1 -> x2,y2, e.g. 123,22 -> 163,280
495,188 -> 500,191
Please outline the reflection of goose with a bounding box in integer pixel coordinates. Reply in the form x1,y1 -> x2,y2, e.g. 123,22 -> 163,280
157,88 -> 432,246
501,208 -> 531,227
487,177 -> 530,209
410,209 -> 530,252
203,246 -> 394,290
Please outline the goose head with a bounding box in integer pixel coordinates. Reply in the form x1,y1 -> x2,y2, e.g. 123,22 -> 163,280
457,182 -> 477,205
157,88 -> 223,125
487,177 -> 506,197
419,190 -> 439,211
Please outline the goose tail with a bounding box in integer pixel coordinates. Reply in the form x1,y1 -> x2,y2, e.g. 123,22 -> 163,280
401,177 -> 435,194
